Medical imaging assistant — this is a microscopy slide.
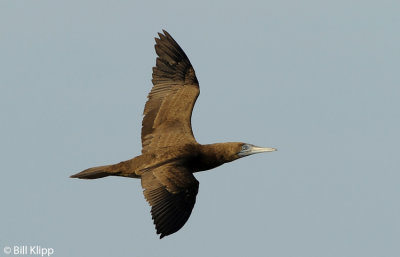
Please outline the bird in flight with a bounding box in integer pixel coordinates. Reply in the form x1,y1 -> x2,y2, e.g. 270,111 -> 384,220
71,30 -> 277,239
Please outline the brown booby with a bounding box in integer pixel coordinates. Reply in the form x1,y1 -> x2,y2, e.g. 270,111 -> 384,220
71,30 -> 277,238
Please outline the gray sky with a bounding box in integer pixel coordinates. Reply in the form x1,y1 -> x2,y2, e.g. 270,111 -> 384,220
1,1 -> 399,256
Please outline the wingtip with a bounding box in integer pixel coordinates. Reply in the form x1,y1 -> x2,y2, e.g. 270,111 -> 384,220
162,29 -> 170,37
155,31 -> 164,42
156,30 -> 171,41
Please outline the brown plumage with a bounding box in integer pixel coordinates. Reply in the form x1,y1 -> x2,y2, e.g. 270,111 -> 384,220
71,30 -> 277,239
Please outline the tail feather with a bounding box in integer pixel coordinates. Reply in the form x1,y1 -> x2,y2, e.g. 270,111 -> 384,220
70,165 -> 113,179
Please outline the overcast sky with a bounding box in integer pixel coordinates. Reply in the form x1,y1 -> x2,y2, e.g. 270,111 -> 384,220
1,1 -> 399,257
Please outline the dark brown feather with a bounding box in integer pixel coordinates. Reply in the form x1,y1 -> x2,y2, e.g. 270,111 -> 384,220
141,30 -> 200,154
141,163 -> 199,238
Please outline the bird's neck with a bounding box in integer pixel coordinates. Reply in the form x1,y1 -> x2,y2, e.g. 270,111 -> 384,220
195,143 -> 238,171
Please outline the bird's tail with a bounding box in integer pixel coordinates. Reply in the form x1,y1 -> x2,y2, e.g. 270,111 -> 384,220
70,165 -> 114,179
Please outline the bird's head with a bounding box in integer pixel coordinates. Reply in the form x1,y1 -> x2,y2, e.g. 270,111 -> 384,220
198,142 -> 277,170
215,142 -> 277,163
236,143 -> 277,158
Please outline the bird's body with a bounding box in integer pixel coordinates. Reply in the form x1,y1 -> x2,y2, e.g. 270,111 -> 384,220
72,142 -> 249,179
71,30 -> 276,238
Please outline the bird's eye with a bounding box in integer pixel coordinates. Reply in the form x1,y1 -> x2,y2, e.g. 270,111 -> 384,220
241,144 -> 249,151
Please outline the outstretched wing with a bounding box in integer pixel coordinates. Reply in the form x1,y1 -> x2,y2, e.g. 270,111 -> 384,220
141,30 -> 200,153
141,163 -> 199,238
